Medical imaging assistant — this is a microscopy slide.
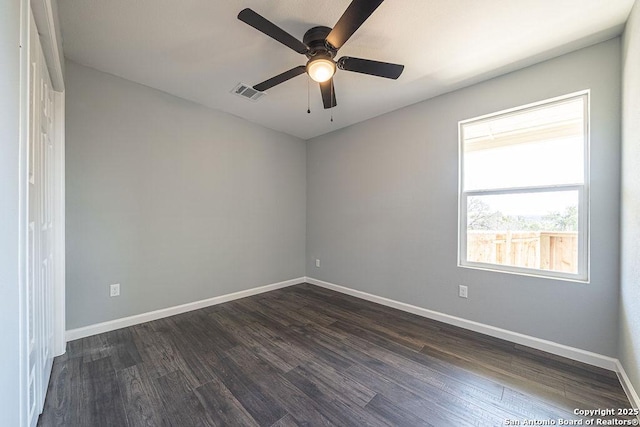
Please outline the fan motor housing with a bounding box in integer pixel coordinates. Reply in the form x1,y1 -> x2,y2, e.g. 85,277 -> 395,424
303,26 -> 336,58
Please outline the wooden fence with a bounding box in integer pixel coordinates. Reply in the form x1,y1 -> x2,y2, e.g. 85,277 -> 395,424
467,231 -> 578,273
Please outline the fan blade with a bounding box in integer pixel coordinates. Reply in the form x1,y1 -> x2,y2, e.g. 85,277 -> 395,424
326,0 -> 385,50
319,78 -> 337,109
338,57 -> 404,79
238,8 -> 308,54
253,66 -> 306,92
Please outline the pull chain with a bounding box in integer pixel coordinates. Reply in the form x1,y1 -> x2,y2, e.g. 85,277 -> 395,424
330,80 -> 334,122
307,75 -> 311,114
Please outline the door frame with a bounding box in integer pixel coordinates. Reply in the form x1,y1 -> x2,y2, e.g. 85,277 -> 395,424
18,1 -> 65,425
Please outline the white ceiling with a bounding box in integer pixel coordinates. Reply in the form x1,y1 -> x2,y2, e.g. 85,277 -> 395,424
57,0 -> 634,140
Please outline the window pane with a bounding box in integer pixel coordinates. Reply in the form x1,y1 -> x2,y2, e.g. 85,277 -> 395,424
463,97 -> 584,191
466,191 -> 579,274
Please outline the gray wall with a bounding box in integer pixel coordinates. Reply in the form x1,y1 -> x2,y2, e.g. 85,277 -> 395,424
307,39 -> 621,356
65,61 -> 306,329
620,0 -> 640,398
0,0 -> 23,424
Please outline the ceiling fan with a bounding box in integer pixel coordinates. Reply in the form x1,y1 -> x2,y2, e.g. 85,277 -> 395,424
237,0 -> 404,109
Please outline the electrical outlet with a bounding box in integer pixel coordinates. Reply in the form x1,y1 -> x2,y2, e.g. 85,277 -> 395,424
459,285 -> 468,298
315,259 -> 320,268
110,283 -> 120,297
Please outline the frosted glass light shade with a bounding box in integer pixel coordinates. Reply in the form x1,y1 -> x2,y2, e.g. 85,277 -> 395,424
307,58 -> 336,83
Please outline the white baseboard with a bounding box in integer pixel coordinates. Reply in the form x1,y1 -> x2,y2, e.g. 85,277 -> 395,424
615,360 -> 640,413
305,277 -> 619,371
65,277 -> 305,341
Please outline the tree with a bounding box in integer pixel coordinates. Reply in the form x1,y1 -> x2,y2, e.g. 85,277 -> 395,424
467,198 -> 503,230
543,206 -> 578,231
468,198 -> 578,232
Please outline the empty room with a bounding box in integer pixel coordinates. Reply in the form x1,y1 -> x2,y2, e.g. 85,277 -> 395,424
2,0 -> 640,426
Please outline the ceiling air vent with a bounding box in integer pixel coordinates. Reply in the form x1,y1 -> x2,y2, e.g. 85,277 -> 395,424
232,83 -> 266,101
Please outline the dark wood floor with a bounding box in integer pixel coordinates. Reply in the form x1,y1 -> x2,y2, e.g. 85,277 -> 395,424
38,283 -> 633,427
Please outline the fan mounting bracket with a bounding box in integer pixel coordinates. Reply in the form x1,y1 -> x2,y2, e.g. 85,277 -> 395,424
303,26 -> 337,59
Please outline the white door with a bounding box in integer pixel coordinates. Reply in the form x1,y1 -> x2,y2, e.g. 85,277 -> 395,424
27,10 -> 56,427
38,28 -> 56,401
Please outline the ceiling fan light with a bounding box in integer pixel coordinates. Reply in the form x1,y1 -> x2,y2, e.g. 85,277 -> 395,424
307,58 -> 336,83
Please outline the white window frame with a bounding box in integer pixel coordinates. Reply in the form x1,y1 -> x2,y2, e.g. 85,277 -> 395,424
458,91 -> 590,282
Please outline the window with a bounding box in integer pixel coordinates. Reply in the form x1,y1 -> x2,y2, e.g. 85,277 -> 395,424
458,92 -> 589,281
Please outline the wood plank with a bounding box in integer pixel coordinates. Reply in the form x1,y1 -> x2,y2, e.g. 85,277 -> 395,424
154,370 -> 216,427
224,344 -> 335,426
282,368 -> 393,426
270,413 -> 300,427
116,364 -> 167,426
208,307 -> 300,372
37,354 -> 78,427
102,328 -> 143,371
420,340 -> 572,398
194,376 -> 260,427
338,335 -> 510,425
330,320 -> 507,398
345,363 -> 476,427
81,357 -> 128,427
131,322 -> 201,387
292,359 -> 376,407
211,347 -> 288,426
247,320 -> 354,372
364,393 -> 433,427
